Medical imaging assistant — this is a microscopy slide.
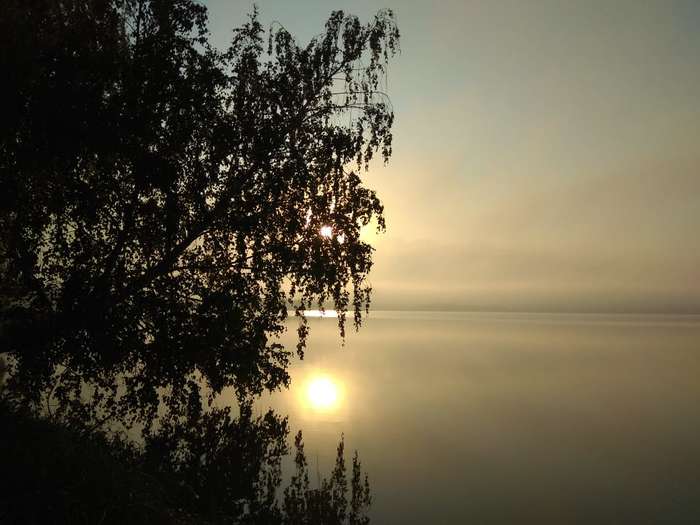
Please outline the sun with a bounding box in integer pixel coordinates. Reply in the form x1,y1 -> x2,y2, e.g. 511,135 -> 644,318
306,376 -> 340,410
320,225 -> 333,238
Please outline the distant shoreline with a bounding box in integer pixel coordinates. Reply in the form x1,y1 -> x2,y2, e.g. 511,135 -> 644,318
287,309 -> 700,325
288,307 -> 700,317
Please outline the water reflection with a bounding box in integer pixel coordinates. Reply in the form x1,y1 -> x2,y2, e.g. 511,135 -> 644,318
305,375 -> 342,411
286,369 -> 349,424
258,311 -> 700,524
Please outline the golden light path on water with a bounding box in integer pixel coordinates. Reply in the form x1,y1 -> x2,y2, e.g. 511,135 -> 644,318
300,372 -> 344,414
306,376 -> 340,411
284,309 -> 348,416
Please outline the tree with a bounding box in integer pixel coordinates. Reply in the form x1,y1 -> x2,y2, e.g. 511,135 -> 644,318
1,1 -> 398,522
0,0 -> 399,431
1,399 -> 373,524
283,432 -> 371,525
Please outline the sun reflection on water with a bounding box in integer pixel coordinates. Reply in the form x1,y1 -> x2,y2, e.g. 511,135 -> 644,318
303,374 -> 343,413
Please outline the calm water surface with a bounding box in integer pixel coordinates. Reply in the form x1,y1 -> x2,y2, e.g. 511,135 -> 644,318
247,311 -> 700,524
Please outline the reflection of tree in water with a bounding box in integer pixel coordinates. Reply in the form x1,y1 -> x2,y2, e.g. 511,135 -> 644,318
1,400 -> 370,523
0,1 -> 398,522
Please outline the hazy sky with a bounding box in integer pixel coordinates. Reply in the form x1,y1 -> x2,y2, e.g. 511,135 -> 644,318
205,0 -> 700,313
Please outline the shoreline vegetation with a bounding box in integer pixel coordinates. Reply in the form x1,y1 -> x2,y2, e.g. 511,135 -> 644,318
1,0 -> 399,522
0,386 -> 370,525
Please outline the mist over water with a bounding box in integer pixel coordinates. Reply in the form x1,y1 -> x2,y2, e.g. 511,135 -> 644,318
249,311 -> 700,524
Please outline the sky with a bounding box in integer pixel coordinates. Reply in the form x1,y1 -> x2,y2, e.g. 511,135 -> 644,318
204,0 -> 700,313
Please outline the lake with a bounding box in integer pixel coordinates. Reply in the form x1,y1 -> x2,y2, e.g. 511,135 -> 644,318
243,311 -> 700,524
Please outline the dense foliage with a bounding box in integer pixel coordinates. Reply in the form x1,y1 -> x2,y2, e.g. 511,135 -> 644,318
0,0 -> 398,428
0,1 -> 398,522
1,397 -> 370,524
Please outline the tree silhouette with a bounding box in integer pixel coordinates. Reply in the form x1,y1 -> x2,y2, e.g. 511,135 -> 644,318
1,400 -> 373,524
1,1 -> 398,522
1,0 -> 398,429
283,432 -> 371,525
